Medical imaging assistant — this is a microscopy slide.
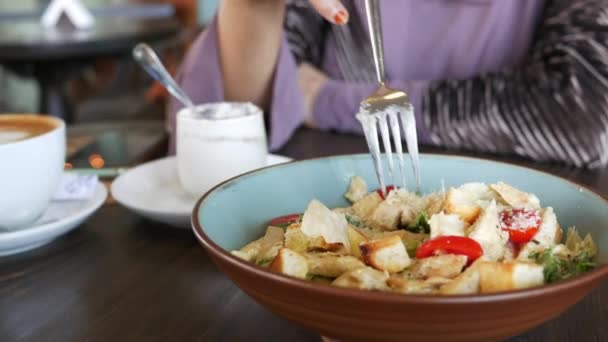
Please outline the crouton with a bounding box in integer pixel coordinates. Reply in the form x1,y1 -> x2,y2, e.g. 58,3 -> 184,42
372,229 -> 426,243
467,201 -> 509,261
259,226 -> 285,252
424,277 -> 454,286
518,207 -> 561,260
478,261 -> 544,293
230,250 -> 252,261
363,188 -> 430,230
352,192 -> 383,219
262,226 -> 285,247
368,199 -> 403,231
284,225 -> 308,253
352,226 -> 375,240
255,226 -> 287,264
284,224 -> 345,254
231,240 -> 263,262
387,277 -> 437,294
306,252 -> 366,277
369,230 -> 427,256
388,270 -> 452,294
490,182 -> 541,209
347,226 -> 368,257
332,207 -> 354,215
399,205 -> 419,226
439,260 -> 483,295
232,226 -> 285,262
444,183 -> 497,224
392,188 -> 427,211
332,267 -> 389,290
300,199 -> 351,250
411,254 -> 468,279
429,212 -> 466,239
424,192 -> 446,216
345,176 -> 368,203
360,235 -> 411,273
269,248 -> 309,279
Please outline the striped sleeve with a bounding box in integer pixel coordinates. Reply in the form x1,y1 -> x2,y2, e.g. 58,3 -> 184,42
424,0 -> 608,168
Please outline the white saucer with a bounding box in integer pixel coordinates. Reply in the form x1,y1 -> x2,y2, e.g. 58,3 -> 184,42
0,182 -> 108,256
110,154 -> 292,228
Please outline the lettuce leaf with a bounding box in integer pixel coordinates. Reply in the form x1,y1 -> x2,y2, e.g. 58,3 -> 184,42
529,247 -> 596,283
405,212 -> 430,234
345,214 -> 367,229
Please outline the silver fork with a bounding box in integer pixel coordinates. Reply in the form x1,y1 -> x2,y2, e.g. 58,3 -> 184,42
356,0 -> 421,196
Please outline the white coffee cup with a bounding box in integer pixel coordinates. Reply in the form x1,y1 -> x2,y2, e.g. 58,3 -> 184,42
176,102 -> 268,196
0,115 -> 66,229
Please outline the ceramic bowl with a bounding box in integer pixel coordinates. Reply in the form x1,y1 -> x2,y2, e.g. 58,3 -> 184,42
192,154 -> 608,342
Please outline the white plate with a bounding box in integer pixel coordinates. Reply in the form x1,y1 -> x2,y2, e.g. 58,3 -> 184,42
111,154 -> 292,228
0,182 -> 108,256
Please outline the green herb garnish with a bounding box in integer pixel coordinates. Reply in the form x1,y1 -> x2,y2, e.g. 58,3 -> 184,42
405,240 -> 422,257
346,214 -> 367,229
255,257 -> 274,267
404,211 -> 430,234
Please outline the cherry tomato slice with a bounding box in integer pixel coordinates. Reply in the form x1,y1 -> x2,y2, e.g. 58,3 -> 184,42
416,236 -> 483,264
375,185 -> 396,200
499,208 -> 541,244
268,213 -> 302,228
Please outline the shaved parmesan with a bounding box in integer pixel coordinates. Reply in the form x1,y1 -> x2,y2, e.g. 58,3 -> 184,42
467,201 -> 509,261
429,212 -> 466,239
490,182 -> 541,209
301,199 -> 351,250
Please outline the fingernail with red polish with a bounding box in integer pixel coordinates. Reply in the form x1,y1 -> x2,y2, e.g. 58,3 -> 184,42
333,10 -> 348,25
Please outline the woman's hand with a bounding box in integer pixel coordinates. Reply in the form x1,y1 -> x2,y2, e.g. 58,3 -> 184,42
218,0 -> 347,111
309,0 -> 349,25
298,63 -> 328,127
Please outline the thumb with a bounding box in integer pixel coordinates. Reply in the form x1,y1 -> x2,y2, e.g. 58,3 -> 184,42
309,0 -> 349,25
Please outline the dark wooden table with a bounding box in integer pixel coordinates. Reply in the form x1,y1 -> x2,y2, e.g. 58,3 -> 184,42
0,128 -> 606,342
0,5 -> 180,121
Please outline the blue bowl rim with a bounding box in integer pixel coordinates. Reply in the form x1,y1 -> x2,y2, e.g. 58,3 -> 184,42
192,153 -> 608,304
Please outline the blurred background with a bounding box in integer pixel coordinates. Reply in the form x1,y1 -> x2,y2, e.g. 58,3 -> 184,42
0,0 -> 218,170
0,0 -> 218,120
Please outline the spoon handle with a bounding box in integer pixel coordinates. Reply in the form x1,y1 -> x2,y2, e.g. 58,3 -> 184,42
364,0 -> 385,85
132,43 -> 196,109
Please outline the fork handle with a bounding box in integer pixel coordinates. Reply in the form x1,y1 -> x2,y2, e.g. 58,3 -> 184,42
364,0 -> 385,85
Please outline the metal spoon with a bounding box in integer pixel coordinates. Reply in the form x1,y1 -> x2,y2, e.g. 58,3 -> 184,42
132,43 -> 196,112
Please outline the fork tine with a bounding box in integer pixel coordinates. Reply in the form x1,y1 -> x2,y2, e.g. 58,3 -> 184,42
398,106 -> 421,193
358,114 -> 387,196
387,110 -> 407,189
377,113 -> 396,189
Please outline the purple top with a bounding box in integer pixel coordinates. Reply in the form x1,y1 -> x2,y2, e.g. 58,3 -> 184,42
168,0 -> 544,154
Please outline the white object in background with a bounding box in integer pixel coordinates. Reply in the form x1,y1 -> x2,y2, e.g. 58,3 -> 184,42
0,181 -> 107,256
176,102 -> 268,197
53,174 -> 99,201
0,116 -> 66,230
111,155 -> 292,229
41,0 -> 95,29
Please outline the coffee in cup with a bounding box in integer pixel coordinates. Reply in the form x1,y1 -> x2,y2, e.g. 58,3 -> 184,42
0,115 -> 66,229
0,117 -> 58,144
176,103 -> 267,196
